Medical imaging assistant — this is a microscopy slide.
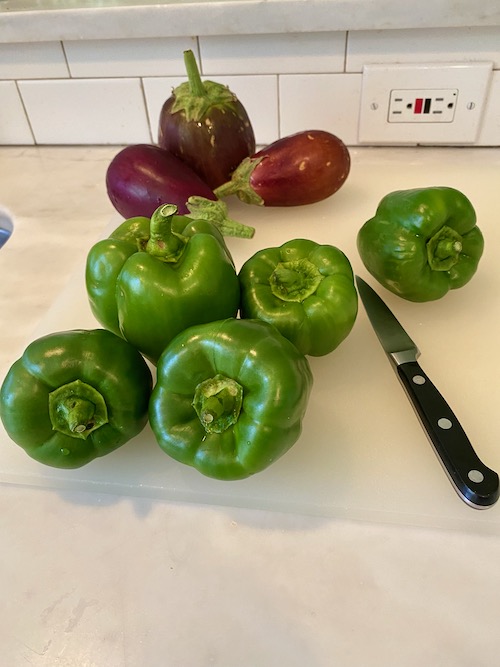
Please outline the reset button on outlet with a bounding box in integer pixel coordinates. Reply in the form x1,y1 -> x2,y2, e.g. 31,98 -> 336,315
358,63 -> 493,144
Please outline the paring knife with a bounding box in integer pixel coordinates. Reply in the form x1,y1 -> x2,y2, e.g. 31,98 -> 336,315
356,276 -> 499,509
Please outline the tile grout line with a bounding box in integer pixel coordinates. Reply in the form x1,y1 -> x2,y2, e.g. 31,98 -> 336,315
14,80 -> 37,146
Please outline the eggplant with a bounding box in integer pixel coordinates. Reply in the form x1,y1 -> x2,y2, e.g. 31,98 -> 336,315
214,130 -> 351,207
106,144 -> 254,238
106,143 -> 216,218
158,50 -> 255,190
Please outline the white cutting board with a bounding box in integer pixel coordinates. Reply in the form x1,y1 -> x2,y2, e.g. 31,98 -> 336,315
1,148 -> 500,534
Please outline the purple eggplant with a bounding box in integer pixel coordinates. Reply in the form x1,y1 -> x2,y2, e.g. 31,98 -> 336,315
158,50 -> 255,190
106,143 -> 215,218
105,144 -> 254,238
214,130 -> 351,207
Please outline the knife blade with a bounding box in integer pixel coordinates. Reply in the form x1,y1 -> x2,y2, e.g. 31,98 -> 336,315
356,275 -> 499,509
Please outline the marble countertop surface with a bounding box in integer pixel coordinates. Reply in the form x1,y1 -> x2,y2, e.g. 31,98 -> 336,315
1,0 -> 500,43
1,145 -> 500,666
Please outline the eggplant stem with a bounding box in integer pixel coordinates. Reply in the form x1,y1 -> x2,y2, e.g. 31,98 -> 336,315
184,49 -> 206,98
213,156 -> 264,206
186,196 -> 255,239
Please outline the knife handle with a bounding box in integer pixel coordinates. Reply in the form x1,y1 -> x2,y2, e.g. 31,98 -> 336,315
396,361 -> 499,508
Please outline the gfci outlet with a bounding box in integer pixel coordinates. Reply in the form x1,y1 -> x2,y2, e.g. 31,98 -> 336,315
358,63 -> 493,145
388,89 -> 458,123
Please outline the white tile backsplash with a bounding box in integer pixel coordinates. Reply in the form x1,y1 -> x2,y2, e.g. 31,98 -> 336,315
18,79 -> 151,145
142,77 -> 177,136
63,37 -> 198,78
347,27 -> 500,72
279,74 -> 362,146
216,75 -> 278,146
143,74 -> 279,146
1,28 -> 499,147
0,42 -> 69,80
0,81 -> 34,145
199,33 -> 346,75
477,70 -> 500,146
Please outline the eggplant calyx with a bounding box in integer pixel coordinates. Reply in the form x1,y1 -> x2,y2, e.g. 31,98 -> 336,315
213,157 -> 265,206
171,50 -> 240,122
186,196 -> 255,239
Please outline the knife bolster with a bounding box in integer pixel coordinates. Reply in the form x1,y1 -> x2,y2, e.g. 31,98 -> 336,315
390,349 -> 419,366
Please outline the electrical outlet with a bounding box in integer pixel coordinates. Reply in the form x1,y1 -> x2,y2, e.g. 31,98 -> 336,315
358,63 -> 493,144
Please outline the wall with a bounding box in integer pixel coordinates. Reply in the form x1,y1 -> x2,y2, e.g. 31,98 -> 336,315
1,26 -> 499,147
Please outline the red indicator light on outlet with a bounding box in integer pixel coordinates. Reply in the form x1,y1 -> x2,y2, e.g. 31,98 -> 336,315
414,98 -> 423,114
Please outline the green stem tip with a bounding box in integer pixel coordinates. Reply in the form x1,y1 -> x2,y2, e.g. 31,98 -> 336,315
146,204 -> 188,262
427,225 -> 464,271
186,196 -> 255,239
183,49 -> 206,98
49,379 -> 108,440
193,374 -> 243,435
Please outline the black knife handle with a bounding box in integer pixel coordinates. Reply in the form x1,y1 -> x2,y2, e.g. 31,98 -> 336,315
396,361 -> 499,508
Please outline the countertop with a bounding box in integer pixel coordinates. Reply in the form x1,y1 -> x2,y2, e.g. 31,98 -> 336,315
1,145 -> 500,666
1,0 -> 500,43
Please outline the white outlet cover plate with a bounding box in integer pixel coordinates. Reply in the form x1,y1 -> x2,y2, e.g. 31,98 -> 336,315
358,62 -> 493,145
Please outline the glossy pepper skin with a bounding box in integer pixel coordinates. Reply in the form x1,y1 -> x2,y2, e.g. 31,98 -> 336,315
357,187 -> 484,302
85,204 -> 240,364
149,318 -> 313,481
239,239 -> 358,357
0,329 -> 152,469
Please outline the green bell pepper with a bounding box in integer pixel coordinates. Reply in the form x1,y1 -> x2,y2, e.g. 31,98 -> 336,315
0,329 -> 152,468
149,318 -> 313,480
238,239 -> 358,356
85,204 -> 240,364
357,186 -> 484,302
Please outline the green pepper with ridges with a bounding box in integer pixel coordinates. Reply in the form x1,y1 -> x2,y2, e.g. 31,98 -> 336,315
149,318 -> 313,480
85,203 -> 241,364
0,329 -> 152,468
357,186 -> 484,302
238,239 -> 358,356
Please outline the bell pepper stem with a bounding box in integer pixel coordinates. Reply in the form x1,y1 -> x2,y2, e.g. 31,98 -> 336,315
146,204 -> 188,262
435,239 -> 462,259
427,225 -> 464,271
193,374 -> 243,435
186,196 -> 255,238
269,258 -> 323,302
59,397 -> 96,434
48,379 -> 108,440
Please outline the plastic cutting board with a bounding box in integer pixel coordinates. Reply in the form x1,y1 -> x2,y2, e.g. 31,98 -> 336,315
1,150 -> 499,534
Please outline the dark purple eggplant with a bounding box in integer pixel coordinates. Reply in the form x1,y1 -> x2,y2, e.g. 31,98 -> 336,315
214,130 -> 351,207
158,50 -> 255,190
106,143 -> 215,218
106,144 -> 254,238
